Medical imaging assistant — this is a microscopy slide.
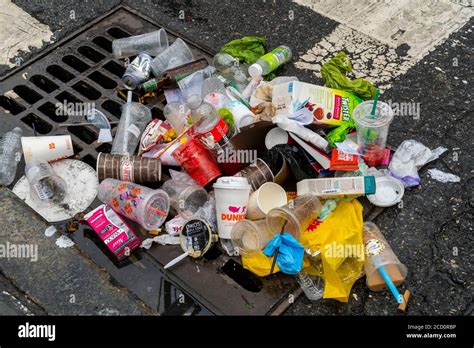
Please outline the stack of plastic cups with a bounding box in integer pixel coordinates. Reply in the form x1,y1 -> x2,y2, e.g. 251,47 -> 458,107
112,28 -> 169,58
111,92 -> 152,155
97,178 -> 170,230
231,219 -> 274,256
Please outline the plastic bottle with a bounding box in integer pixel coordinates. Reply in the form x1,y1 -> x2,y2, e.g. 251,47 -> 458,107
0,127 -> 23,186
248,46 -> 292,78
295,272 -> 323,301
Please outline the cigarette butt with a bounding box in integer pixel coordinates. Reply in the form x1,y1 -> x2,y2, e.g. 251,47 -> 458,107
397,290 -> 411,312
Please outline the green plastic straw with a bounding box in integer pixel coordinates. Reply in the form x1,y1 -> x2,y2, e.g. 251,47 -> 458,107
371,88 -> 380,116
363,88 -> 380,152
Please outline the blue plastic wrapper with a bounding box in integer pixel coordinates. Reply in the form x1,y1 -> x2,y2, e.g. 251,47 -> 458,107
263,232 -> 304,275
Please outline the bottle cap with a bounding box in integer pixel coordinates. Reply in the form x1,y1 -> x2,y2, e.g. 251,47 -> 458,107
248,63 -> 263,78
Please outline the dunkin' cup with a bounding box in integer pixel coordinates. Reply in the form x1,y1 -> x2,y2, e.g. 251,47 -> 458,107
161,179 -> 209,219
111,102 -> 152,156
352,101 -> 394,167
21,135 -> 74,163
97,178 -> 170,230
171,137 -> 221,187
233,158 -> 274,192
213,177 -> 251,239
150,38 -> 194,78
266,194 -> 322,239
363,221 -> 407,292
247,182 -> 287,220
96,153 -> 161,183
112,28 -> 169,58
231,219 -> 273,256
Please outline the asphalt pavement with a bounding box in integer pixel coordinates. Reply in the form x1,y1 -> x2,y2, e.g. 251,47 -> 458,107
1,0 -> 472,316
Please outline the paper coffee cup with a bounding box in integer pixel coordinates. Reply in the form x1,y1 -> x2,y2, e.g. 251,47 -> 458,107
247,182 -> 287,220
213,176 -> 251,239
21,135 -> 74,163
96,153 -> 161,183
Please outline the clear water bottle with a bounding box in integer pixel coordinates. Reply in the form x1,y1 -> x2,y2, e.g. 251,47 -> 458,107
0,127 -> 23,186
295,272 -> 323,302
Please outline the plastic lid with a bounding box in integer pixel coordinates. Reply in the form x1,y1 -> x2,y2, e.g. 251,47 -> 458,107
248,63 -> 263,78
352,101 -> 394,128
213,176 -> 251,190
367,176 -> 404,207
265,127 -> 289,149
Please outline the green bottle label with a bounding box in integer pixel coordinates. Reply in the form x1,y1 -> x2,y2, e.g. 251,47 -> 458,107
261,47 -> 290,72
142,79 -> 158,92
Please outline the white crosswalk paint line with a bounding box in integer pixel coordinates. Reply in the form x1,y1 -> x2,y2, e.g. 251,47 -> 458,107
0,0 -> 53,67
293,0 -> 473,89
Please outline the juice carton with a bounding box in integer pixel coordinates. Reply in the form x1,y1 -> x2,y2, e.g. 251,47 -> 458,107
85,204 -> 141,261
272,81 -> 363,126
297,176 -> 375,199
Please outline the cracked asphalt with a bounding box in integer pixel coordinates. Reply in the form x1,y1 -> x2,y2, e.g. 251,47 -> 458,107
1,0 -> 472,316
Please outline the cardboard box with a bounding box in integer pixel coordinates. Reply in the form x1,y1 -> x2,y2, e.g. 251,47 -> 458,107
297,176 -> 376,199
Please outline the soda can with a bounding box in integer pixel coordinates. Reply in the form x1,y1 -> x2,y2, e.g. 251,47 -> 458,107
122,53 -> 153,90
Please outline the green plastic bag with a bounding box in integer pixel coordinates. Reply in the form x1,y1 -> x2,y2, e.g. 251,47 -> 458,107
321,51 -> 376,100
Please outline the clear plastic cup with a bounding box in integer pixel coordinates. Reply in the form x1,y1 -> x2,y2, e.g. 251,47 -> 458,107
352,101 -> 394,167
150,38 -> 195,77
363,221 -> 407,292
97,178 -> 170,230
25,161 -> 67,205
233,158 -> 274,192
111,102 -> 152,155
163,102 -> 190,133
231,219 -> 273,256
266,194 -> 322,239
112,28 -> 169,59
161,179 -> 209,219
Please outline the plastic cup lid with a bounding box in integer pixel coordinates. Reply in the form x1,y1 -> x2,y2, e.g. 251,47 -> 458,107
367,176 -> 404,207
352,101 -> 394,128
213,176 -> 251,190
265,127 -> 289,149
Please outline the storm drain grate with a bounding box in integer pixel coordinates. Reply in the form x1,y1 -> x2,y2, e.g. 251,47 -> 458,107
0,6 -> 209,165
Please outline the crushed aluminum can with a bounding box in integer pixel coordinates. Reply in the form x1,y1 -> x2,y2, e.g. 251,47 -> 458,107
122,53 -> 153,90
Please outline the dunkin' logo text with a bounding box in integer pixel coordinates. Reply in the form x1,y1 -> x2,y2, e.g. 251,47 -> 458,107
221,206 -> 246,221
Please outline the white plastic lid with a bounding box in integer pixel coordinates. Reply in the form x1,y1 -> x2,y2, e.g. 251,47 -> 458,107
213,176 -> 251,190
367,176 -> 404,207
265,127 -> 289,149
248,63 -> 263,78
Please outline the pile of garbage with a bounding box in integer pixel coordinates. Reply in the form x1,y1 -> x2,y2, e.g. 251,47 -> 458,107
0,29 -> 460,312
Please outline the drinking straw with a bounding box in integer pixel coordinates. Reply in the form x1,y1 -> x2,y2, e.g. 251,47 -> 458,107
32,122 -> 37,136
164,251 -> 189,269
378,265 -> 404,304
363,88 -> 380,152
154,124 -> 193,159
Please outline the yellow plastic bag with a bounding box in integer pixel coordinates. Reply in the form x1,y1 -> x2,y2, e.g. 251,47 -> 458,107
300,199 -> 365,302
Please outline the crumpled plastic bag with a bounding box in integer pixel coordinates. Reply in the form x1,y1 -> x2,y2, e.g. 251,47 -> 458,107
219,36 -> 266,65
427,169 -> 461,183
264,144 -> 315,181
300,199 -> 364,303
321,51 -> 377,100
388,140 -> 447,187
262,233 -> 304,275
141,234 -> 180,249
